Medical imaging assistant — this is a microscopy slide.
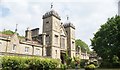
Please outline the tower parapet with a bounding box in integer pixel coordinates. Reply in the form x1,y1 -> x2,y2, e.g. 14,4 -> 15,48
63,22 -> 75,29
42,10 -> 61,20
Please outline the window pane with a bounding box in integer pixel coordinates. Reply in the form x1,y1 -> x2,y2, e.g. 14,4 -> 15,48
72,42 -> 74,49
25,47 -> 29,52
61,38 -> 65,49
36,49 -> 40,55
55,50 -> 57,58
54,35 -> 58,44
12,44 -> 16,51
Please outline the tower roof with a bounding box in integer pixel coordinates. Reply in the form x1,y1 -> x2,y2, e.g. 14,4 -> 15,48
42,9 -> 61,20
63,22 -> 75,29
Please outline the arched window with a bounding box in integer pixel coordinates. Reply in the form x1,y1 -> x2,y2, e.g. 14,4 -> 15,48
12,44 -> 16,51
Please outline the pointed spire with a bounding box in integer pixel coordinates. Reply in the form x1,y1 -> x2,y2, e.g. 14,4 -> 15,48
15,24 -> 18,33
67,15 -> 69,21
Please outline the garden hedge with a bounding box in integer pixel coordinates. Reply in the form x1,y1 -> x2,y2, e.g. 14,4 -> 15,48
1,56 -> 60,70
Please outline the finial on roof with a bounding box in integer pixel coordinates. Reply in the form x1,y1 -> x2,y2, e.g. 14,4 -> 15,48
27,27 -> 30,30
15,24 -> 18,32
67,15 -> 69,21
51,2 -> 53,9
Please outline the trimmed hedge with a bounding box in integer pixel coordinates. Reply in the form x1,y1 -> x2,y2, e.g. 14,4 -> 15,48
1,56 -> 60,70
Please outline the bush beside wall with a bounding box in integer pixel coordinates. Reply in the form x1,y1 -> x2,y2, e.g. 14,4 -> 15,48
1,56 -> 60,70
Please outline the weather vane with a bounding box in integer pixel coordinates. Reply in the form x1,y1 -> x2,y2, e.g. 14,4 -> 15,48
51,2 -> 53,9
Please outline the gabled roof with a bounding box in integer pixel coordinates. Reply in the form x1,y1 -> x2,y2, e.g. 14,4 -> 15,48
0,33 -> 13,38
60,23 -> 67,36
0,33 -> 42,46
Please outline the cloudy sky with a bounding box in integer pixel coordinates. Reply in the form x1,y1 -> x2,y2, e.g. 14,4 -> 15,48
0,0 -> 119,47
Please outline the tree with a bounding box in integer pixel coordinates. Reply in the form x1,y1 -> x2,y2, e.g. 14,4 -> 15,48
0,30 -> 15,35
75,39 -> 90,53
0,30 -> 25,39
91,15 -> 120,68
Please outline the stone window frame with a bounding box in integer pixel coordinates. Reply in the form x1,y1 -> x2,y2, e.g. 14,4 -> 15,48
12,44 -> 16,51
25,47 -> 29,53
61,37 -> 65,49
46,34 -> 50,44
36,48 -> 40,55
55,50 -> 57,58
45,21 -> 49,29
54,35 -> 58,44
72,41 -> 75,49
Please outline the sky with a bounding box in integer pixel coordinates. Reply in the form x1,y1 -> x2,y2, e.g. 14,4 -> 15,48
0,0 -> 119,47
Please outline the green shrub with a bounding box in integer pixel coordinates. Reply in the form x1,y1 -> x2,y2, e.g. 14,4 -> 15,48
60,64 -> 67,70
85,64 -> 96,70
0,56 -> 2,68
1,56 -> 60,70
86,64 -> 95,68
80,59 -> 88,68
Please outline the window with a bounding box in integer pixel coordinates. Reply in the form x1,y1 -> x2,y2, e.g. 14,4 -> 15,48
36,49 -> 40,55
54,35 -> 58,44
45,22 -> 49,29
61,38 -> 65,48
66,31 -> 68,35
46,35 -> 50,44
55,50 -> 57,58
72,41 -> 75,49
25,47 -> 29,53
12,44 -> 16,51
46,21 -> 49,24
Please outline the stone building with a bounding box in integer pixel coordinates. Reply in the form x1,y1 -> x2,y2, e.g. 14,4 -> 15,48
0,6 -> 83,62
0,33 -> 43,57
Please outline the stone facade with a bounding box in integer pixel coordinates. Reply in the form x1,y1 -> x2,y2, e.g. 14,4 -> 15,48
0,8 -> 89,61
0,33 -> 42,57
42,9 -> 77,59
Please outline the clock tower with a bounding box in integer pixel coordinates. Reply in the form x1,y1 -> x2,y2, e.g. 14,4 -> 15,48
42,7 -> 61,59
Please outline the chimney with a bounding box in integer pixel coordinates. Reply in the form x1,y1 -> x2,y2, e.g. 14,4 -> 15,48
25,27 -> 32,40
31,28 -> 39,37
